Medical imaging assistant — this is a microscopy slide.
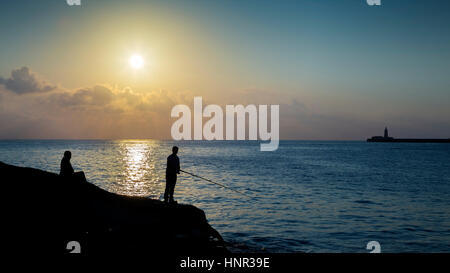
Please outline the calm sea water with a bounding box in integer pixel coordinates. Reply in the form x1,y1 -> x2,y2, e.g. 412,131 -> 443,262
1,140 -> 449,253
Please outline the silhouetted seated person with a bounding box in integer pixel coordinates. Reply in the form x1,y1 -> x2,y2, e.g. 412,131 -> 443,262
60,151 -> 86,182
164,146 -> 180,204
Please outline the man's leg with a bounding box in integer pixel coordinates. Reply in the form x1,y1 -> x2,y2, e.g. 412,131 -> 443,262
164,175 -> 170,202
169,176 -> 177,202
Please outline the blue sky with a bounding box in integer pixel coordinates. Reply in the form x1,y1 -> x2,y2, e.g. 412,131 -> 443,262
0,0 -> 449,139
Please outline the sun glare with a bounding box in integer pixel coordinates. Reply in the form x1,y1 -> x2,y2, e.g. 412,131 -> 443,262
129,54 -> 144,69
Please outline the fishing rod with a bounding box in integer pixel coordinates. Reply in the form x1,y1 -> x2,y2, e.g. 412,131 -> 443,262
180,169 -> 251,197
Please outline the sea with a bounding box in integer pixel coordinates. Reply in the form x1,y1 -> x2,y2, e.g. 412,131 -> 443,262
0,140 -> 449,253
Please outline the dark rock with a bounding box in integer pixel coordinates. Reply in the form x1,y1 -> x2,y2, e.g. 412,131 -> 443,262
0,161 -> 228,256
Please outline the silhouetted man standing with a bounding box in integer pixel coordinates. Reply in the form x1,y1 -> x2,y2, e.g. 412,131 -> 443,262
165,146 -> 180,204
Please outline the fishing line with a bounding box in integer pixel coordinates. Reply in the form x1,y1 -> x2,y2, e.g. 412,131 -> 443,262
180,169 -> 252,197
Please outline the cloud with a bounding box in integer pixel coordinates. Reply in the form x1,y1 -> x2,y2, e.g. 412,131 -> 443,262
0,66 -> 56,94
49,85 -> 114,107
0,79 -> 197,139
1,67 -> 449,139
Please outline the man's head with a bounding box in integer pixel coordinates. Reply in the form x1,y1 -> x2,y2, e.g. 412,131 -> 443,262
172,146 -> 178,155
64,151 -> 72,160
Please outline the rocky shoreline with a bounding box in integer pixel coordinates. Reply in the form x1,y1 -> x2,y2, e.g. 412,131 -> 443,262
0,161 -> 228,256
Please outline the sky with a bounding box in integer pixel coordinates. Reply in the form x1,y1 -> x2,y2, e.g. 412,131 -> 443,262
0,0 -> 449,140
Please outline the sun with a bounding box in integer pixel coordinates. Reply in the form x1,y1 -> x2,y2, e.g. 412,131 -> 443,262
129,54 -> 144,69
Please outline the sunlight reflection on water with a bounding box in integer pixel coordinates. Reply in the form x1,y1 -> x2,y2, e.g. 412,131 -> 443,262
122,141 -> 151,195
114,140 -> 166,197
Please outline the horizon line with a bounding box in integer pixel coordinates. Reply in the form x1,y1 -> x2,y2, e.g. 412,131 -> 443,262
0,138 -> 368,142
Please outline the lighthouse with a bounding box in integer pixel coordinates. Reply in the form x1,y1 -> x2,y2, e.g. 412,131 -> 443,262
384,127 -> 389,138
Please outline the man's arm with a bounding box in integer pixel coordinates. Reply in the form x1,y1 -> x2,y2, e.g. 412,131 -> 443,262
176,157 -> 180,174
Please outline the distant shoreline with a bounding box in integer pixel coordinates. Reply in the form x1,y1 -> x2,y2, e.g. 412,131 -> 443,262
367,138 -> 450,143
